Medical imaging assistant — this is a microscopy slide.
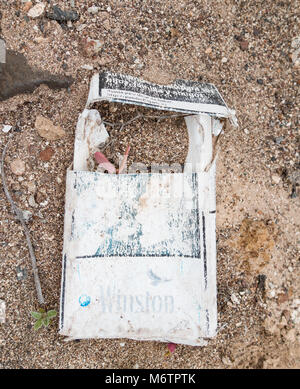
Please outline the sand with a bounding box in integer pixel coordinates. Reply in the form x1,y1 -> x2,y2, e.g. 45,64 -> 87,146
0,0 -> 299,369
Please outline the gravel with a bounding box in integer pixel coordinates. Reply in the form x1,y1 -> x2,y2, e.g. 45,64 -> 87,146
0,0 -> 299,369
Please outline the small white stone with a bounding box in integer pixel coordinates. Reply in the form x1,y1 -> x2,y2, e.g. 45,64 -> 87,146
119,342 -> 125,347
221,57 -> 228,63
106,6 -> 112,12
0,300 -> 5,324
10,159 -> 25,176
22,210 -> 33,222
2,125 -> 12,133
28,195 -> 38,208
76,24 -> 86,32
272,174 -> 281,184
28,3 -> 45,19
81,64 -> 93,70
269,289 -> 276,298
88,6 -> 99,14
243,128 -> 249,134
222,356 -> 232,365
230,293 -> 240,305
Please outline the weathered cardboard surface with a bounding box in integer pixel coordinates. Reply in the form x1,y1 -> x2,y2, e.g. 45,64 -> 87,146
59,72 -> 236,345
60,170 -> 216,345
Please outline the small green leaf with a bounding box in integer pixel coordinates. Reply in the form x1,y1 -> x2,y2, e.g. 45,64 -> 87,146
43,317 -> 50,327
47,310 -> 57,319
34,318 -> 43,331
31,311 -> 42,320
39,308 -> 46,314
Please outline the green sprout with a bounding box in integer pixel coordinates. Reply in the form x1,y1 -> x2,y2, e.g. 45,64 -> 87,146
31,308 -> 57,330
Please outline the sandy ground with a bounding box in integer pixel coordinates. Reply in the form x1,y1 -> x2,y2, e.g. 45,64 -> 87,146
0,0 -> 299,369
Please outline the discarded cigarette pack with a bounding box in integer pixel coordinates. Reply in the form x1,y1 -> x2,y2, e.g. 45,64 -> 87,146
59,72 -> 237,346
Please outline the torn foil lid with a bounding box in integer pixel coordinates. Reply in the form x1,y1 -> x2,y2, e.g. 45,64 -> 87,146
59,72 -> 236,346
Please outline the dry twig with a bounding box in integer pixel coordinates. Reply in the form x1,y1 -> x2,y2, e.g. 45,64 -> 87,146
1,136 -> 45,305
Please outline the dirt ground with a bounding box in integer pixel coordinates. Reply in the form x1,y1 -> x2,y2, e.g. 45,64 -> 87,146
0,0 -> 299,369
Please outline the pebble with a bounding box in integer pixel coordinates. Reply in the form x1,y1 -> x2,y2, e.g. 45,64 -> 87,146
269,289 -> 276,298
272,174 -> 281,184
27,3 -> 45,19
2,124 -> 12,133
239,40 -> 249,51
76,24 -> 86,32
81,38 -> 103,57
28,194 -> 38,207
243,128 -> 249,134
46,5 -> 79,22
284,328 -> 296,343
274,136 -> 284,144
39,146 -> 54,161
35,115 -> 65,141
253,27 -> 260,37
16,266 -> 27,281
81,64 -> 93,70
282,310 -> 291,322
0,300 -> 5,324
22,209 -> 32,222
88,6 -> 99,15
221,57 -> 228,63
230,293 -> 240,305
119,342 -> 125,347
222,356 -> 232,366
263,317 -> 280,336
25,180 -> 36,193
10,159 -> 25,176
